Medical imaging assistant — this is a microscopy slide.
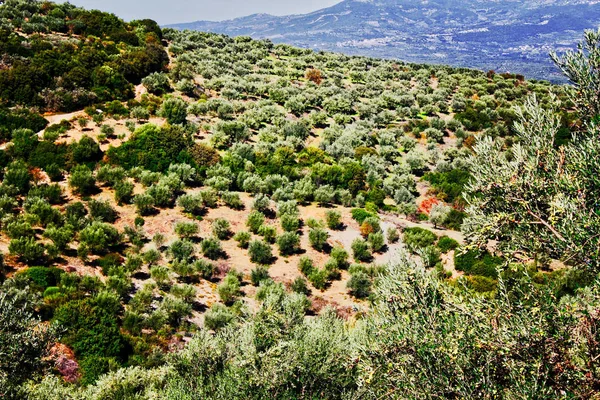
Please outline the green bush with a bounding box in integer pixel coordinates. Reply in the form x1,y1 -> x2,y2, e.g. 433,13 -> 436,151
308,228 -> 329,252
281,214 -> 300,232
201,237 -> 223,260
68,165 -> 96,195
330,246 -> 350,269
277,232 -> 300,256
454,249 -> 503,279
368,232 -> 386,253
291,277 -> 310,295
351,238 -> 371,262
351,208 -> 377,225
325,210 -> 342,229
23,267 -> 63,289
347,272 -> 372,298
437,236 -> 460,253
251,266 -> 270,286
217,272 -> 241,304
233,231 -> 252,249
298,256 -> 315,276
248,240 -> 273,264
403,227 -> 437,251
247,211 -> 266,233
309,269 -> 329,290
204,303 -> 235,331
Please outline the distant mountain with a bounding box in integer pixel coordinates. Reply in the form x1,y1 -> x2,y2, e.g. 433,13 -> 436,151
167,0 -> 600,82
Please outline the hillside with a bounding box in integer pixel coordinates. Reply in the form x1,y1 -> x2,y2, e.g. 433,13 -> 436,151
168,0 -> 600,82
1,1 -> 600,399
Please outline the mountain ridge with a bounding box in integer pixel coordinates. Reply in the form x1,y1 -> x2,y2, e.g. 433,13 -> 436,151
167,0 -> 600,81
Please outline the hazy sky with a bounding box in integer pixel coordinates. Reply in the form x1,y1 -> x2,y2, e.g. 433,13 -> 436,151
65,0 -> 342,25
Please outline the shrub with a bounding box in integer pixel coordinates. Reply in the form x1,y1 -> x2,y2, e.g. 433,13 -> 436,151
437,236 -> 459,253
252,193 -> 271,213
368,232 -> 386,253
233,231 -> 251,249
79,222 -> 120,254
280,214 -> 300,232
217,272 -> 241,304
193,259 -> 216,280
114,181 -> 134,204
142,72 -> 171,95
277,232 -> 301,256
204,304 -> 235,331
454,249 -> 503,279
347,272 -> 372,298
159,97 -> 188,125
330,246 -> 350,269
325,210 -> 342,230
291,277 -> 310,295
309,269 -> 328,290
403,227 -> 437,251
174,222 -> 199,238
298,256 -> 315,276
248,240 -> 273,264
169,239 -> 195,262
351,208 -> 376,225
88,199 -> 118,223
251,266 -> 270,286
420,246 -> 441,268
177,193 -> 204,215
221,191 -> 244,210
360,217 -> 381,237
352,238 -> 371,262
133,193 -> 155,215
246,211 -> 265,233
23,267 -> 63,289
387,227 -> 400,243
258,225 -> 277,243
201,237 -> 223,260
212,218 -> 231,240
308,228 -> 329,252
69,165 -> 96,195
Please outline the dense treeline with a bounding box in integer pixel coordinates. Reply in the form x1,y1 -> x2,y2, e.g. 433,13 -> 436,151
0,0 -> 167,115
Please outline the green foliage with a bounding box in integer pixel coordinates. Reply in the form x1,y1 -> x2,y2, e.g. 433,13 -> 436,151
159,97 -> 188,125
9,237 -> 46,264
454,249 -> 503,279
325,210 -> 342,230
233,231 -> 251,249
308,228 -> 329,252
79,221 -> 120,254
248,240 -> 273,264
351,208 -> 377,225
351,238 -> 371,262
246,211 -> 265,233
276,232 -> 300,256
424,168 -> 470,204
347,271 -> 372,298
368,232 -> 386,253
201,237 -> 223,260
107,124 -> 192,172
204,303 -> 235,331
69,165 -> 96,195
403,227 -> 437,251
437,236 -> 460,253
22,267 -> 63,289
251,266 -> 271,286
53,292 -> 125,372
174,221 -> 199,238
217,272 -> 241,305
0,292 -> 57,398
